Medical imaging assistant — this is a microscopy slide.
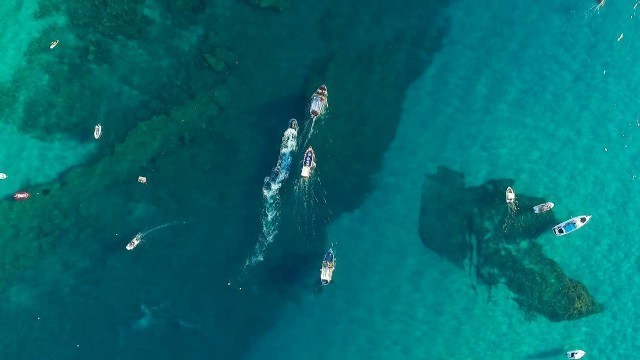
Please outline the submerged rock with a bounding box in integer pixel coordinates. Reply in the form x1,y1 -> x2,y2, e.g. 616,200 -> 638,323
418,166 -> 602,321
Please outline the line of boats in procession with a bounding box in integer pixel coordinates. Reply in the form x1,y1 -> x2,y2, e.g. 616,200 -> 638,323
305,85 -> 336,286
507,187 -> 588,359
506,186 -> 591,236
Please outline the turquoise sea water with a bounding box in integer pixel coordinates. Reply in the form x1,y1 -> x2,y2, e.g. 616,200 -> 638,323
1,0 -> 639,359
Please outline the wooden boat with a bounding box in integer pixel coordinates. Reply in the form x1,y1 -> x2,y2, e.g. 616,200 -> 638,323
94,124 -> 102,139
320,249 -> 335,285
301,147 -> 316,178
126,233 -> 142,250
309,84 -> 328,119
505,187 -> 515,204
553,216 -> 591,236
13,192 -> 30,200
533,202 -> 554,213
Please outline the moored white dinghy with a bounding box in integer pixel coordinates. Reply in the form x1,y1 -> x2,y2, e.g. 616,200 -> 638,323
0,173 -> 6,180
567,349 -> 586,359
320,249 -> 335,285
553,215 -> 591,236
94,124 -> 102,139
50,40 -> 59,49
533,202 -> 554,214
505,187 -> 515,204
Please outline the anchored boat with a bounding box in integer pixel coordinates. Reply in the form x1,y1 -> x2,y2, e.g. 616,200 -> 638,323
301,146 -> 316,178
533,202 -> 554,214
553,215 -> 591,236
567,349 -> 586,359
94,124 -> 102,139
0,173 -> 6,180
320,249 -> 335,285
13,192 -> 30,200
50,40 -> 59,49
309,84 -> 328,120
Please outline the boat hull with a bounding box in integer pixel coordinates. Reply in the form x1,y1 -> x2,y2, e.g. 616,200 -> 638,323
13,192 -> 29,200
553,215 -> 591,236
533,202 -> 554,213
505,187 -> 515,204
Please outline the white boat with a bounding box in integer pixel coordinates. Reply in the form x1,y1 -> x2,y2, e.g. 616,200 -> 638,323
567,349 -> 586,359
0,173 -> 6,180
301,146 -> 316,178
309,84 -> 328,120
533,202 -> 554,214
50,40 -> 59,49
94,124 -> 102,139
126,233 -> 142,250
320,249 -> 335,285
553,215 -> 591,236
505,187 -> 515,204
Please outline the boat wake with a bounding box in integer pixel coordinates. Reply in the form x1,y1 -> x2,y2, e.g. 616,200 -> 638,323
140,221 -> 185,238
245,121 -> 298,268
294,169 -> 331,241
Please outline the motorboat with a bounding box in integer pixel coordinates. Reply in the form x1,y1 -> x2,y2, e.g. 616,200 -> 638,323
505,187 -> 515,204
301,146 -> 316,178
126,233 -> 142,250
320,249 -> 335,285
309,84 -> 328,120
567,349 -> 586,359
553,215 -> 591,236
0,173 -> 6,180
50,40 -> 59,49
289,118 -> 298,131
533,202 -> 554,214
94,124 -> 102,139
13,192 -> 30,200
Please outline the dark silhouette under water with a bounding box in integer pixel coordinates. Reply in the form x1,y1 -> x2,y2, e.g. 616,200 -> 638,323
418,166 -> 602,322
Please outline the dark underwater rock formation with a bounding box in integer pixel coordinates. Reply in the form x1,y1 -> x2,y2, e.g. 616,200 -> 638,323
419,166 -> 602,321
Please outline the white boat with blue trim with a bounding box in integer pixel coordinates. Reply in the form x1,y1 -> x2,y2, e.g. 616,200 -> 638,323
552,215 -> 591,236
320,249 -> 335,285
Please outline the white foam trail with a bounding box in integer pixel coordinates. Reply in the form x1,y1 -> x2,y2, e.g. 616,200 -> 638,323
140,221 -> 185,238
245,125 -> 298,268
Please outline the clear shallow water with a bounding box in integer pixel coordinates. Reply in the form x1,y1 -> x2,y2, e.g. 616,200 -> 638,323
1,0 -> 638,359
247,0 -> 640,359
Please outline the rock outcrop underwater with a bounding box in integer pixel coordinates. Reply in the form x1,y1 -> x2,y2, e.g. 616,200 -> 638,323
419,166 -> 602,321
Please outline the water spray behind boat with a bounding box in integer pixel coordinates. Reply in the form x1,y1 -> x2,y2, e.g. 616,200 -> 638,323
245,120 -> 298,268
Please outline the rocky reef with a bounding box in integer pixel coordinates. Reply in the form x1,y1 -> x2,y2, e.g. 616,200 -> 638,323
419,166 -> 602,321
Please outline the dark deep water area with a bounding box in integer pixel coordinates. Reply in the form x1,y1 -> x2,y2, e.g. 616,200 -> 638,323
0,0 -> 449,359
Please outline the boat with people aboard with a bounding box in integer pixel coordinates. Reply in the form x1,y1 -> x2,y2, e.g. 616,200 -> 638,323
505,187 -> 515,204
533,202 -> 554,213
309,84 -> 328,120
320,249 -> 335,285
553,215 -> 591,236
13,192 -> 30,200
567,349 -> 586,359
94,124 -> 102,139
301,146 -> 316,178
126,233 -> 142,250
